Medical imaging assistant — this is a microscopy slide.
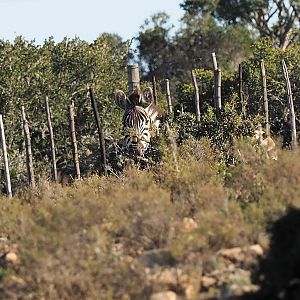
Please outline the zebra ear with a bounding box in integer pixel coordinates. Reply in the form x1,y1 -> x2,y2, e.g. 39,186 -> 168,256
115,90 -> 129,110
141,87 -> 154,108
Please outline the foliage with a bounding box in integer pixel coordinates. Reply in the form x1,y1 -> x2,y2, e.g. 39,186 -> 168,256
0,138 -> 300,298
244,38 -> 300,134
136,12 -> 253,82
181,0 -> 300,49
0,35 -> 129,182
172,39 -> 300,166
136,12 -> 175,80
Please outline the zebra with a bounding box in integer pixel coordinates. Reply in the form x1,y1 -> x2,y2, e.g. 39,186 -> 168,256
114,86 -> 160,157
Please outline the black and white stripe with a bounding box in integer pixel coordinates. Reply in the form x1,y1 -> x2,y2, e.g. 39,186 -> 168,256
115,87 -> 160,156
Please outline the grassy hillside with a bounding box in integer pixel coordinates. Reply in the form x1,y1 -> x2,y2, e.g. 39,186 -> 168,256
0,138 -> 300,299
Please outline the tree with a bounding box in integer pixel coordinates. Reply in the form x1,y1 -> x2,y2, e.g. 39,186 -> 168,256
174,14 -> 253,76
181,0 -> 300,49
136,12 -> 176,80
0,34 -> 128,180
136,12 -> 253,82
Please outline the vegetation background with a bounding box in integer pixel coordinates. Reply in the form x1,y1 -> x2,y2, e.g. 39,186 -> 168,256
0,0 -> 300,299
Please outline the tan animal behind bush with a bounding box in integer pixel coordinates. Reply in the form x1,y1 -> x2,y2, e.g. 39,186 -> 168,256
254,125 -> 278,160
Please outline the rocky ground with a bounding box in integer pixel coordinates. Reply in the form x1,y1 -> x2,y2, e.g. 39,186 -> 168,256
1,218 -> 265,300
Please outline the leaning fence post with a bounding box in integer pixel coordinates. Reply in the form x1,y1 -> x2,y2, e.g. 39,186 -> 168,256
260,59 -> 270,136
68,104 -> 81,180
21,106 -> 35,189
191,69 -> 201,123
45,97 -> 58,182
0,115 -> 12,197
127,64 -> 140,93
165,79 -> 173,113
211,52 -> 221,111
282,59 -> 297,150
89,87 -> 107,176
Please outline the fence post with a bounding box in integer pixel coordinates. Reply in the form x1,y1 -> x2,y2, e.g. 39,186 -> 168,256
282,59 -> 297,150
0,115 -> 12,197
45,97 -> 58,182
127,64 -> 140,93
68,104 -> 81,180
21,106 -> 35,188
191,69 -> 201,123
165,79 -> 173,113
89,87 -> 107,176
152,75 -> 158,105
211,52 -> 218,71
211,52 -> 221,111
239,63 -> 246,116
260,59 -> 270,136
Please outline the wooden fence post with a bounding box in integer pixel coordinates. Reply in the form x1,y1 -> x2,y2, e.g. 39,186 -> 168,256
127,64 -> 140,93
211,52 -> 218,71
282,59 -> 297,149
260,59 -> 270,136
68,104 -> 81,180
239,63 -> 246,116
152,75 -> 158,105
45,97 -> 58,182
211,52 -> 221,110
21,106 -> 35,188
191,69 -> 201,123
0,115 -> 12,197
89,87 -> 107,176
165,79 -> 173,113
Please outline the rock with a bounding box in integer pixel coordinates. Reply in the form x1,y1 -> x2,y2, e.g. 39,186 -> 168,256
201,276 -> 217,289
151,268 -> 179,286
181,217 -> 198,232
184,283 -> 200,299
4,251 -> 18,264
150,291 -> 177,300
217,247 -> 244,262
217,244 -> 263,263
9,275 -> 26,287
249,244 -> 264,256
179,271 -> 201,299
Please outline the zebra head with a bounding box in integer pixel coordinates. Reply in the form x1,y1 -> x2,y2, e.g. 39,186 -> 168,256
115,87 -> 160,157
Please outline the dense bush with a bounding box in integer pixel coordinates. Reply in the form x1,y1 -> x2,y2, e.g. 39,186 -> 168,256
171,39 -> 300,166
0,35 -> 129,182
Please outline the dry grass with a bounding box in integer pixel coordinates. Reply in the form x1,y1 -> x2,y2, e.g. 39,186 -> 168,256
0,138 -> 299,299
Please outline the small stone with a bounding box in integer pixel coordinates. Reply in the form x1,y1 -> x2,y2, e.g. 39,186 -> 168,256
5,252 -> 18,264
185,283 -> 199,299
9,275 -> 26,287
249,244 -> 264,256
181,217 -> 198,232
155,268 -> 178,285
217,247 -> 244,262
150,291 -> 177,300
201,276 -> 217,289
